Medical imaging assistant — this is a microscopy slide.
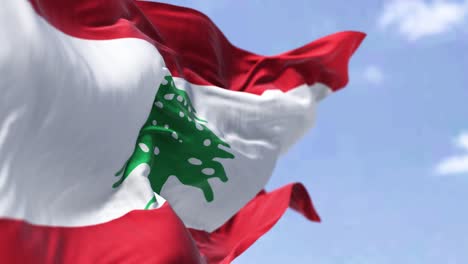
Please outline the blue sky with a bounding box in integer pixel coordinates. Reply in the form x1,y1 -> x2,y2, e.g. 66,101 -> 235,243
158,0 -> 468,263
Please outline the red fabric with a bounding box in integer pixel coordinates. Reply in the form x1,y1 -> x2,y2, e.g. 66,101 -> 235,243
0,204 -> 203,264
189,183 -> 320,264
30,0 -> 365,94
136,1 -> 365,94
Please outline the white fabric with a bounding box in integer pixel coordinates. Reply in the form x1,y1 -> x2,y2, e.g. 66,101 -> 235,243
163,78 -> 330,231
0,0 -> 166,226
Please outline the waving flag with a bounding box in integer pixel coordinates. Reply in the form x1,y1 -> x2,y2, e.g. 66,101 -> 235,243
0,0 -> 365,263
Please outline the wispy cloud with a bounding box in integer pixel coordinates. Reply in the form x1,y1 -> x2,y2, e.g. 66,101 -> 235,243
435,132 -> 468,175
363,65 -> 384,85
378,0 -> 468,41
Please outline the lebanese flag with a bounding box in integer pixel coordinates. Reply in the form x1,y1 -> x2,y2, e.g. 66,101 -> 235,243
0,0 -> 365,263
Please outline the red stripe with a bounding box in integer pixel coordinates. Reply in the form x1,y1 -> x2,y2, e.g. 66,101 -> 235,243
0,204 -> 203,264
30,0 -> 365,94
0,184 -> 318,264
189,183 -> 320,264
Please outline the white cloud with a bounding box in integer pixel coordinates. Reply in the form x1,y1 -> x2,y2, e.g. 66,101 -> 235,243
378,0 -> 468,41
363,65 -> 384,85
456,132 -> 468,149
435,132 -> 468,175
